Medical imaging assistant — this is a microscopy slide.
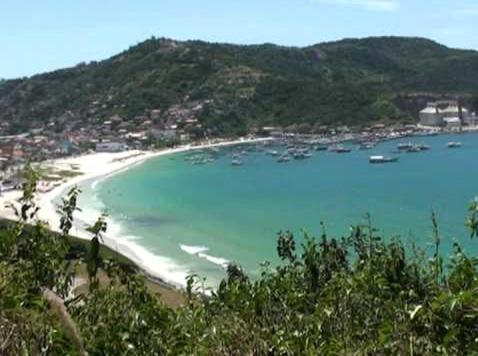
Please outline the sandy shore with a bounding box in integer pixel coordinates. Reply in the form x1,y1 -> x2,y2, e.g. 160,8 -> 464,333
0,137 -> 270,287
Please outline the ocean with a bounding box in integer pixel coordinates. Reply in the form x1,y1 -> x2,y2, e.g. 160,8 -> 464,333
76,133 -> 478,287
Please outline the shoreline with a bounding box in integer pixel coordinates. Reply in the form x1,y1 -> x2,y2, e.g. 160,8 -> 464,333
1,131 -> 473,289
0,137 -> 271,289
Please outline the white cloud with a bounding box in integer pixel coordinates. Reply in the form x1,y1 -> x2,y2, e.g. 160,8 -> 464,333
322,0 -> 400,12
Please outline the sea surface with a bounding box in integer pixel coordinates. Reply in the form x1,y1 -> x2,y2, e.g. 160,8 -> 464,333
77,133 -> 478,287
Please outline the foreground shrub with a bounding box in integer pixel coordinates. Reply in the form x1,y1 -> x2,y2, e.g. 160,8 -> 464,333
1,171 -> 478,354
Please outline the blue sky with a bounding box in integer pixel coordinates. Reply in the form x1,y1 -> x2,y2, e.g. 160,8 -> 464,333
1,0 -> 477,78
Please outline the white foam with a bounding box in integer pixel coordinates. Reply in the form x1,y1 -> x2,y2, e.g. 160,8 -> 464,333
91,180 -> 100,190
111,237 -> 190,288
124,235 -> 142,241
72,190 -> 192,288
180,244 -> 229,269
180,244 -> 209,255
197,252 -> 230,269
35,139 -> 272,291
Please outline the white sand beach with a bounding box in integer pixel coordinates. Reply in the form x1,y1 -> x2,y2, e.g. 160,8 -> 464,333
0,137 -> 270,286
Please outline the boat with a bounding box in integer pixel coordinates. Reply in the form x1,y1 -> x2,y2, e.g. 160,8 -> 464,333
334,145 -> 352,153
417,144 -> 431,151
359,143 -> 376,150
267,150 -> 280,156
192,158 -> 208,165
369,155 -> 399,164
314,145 -> 328,151
293,152 -> 311,160
397,143 -> 413,150
277,155 -> 291,163
231,158 -> 243,166
406,145 -> 421,153
447,141 -> 462,148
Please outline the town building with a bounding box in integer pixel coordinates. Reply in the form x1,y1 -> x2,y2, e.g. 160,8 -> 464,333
419,101 -> 471,127
443,117 -> 461,129
419,103 -> 443,126
95,141 -> 127,152
463,112 -> 477,126
260,126 -> 284,138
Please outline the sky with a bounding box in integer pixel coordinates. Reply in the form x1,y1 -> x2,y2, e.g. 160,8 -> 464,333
1,0 -> 477,79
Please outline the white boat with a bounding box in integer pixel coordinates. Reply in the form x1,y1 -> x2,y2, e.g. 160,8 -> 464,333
417,144 -> 431,151
369,155 -> 399,164
293,151 -> 312,160
333,145 -> 351,153
277,155 -> 291,163
267,150 -> 280,156
406,145 -> 421,153
231,158 -> 243,166
397,143 -> 413,150
359,143 -> 376,150
447,141 -> 462,148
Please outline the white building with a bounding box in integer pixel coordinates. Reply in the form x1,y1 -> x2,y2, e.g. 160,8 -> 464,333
443,117 -> 461,129
419,101 -> 471,127
441,105 -> 469,120
419,104 -> 442,126
463,112 -> 477,126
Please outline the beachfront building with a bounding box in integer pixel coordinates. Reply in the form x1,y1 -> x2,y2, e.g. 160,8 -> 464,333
442,105 -> 470,122
443,117 -> 461,129
463,111 -> 477,126
419,103 -> 443,126
260,126 -> 284,138
419,101 -> 471,127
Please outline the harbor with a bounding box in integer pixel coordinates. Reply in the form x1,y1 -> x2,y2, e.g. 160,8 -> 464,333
80,132 -> 478,288
177,129 -> 464,168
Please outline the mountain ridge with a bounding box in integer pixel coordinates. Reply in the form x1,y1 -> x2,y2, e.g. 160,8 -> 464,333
0,36 -> 477,135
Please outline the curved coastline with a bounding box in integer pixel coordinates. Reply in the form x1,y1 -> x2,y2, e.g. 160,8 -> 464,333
5,138 -> 271,289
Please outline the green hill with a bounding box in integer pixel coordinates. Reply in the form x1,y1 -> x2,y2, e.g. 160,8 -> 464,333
1,36 -> 477,135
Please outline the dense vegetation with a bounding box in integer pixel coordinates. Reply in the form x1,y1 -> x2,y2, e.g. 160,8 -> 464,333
1,36 -> 478,135
1,167 -> 478,354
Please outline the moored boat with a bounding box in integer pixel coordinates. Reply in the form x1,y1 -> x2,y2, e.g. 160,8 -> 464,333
293,151 -> 312,160
417,144 -> 431,151
231,158 -> 243,166
397,143 -> 413,150
314,145 -> 328,151
333,145 -> 352,153
359,143 -> 376,150
277,155 -> 291,163
406,145 -> 421,153
369,155 -> 399,164
447,141 -> 462,148
267,150 -> 280,156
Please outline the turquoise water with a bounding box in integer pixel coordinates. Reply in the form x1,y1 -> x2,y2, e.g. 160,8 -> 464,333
79,134 -> 478,286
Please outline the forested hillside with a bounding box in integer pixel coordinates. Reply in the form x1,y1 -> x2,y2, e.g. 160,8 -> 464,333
1,36 -> 478,135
